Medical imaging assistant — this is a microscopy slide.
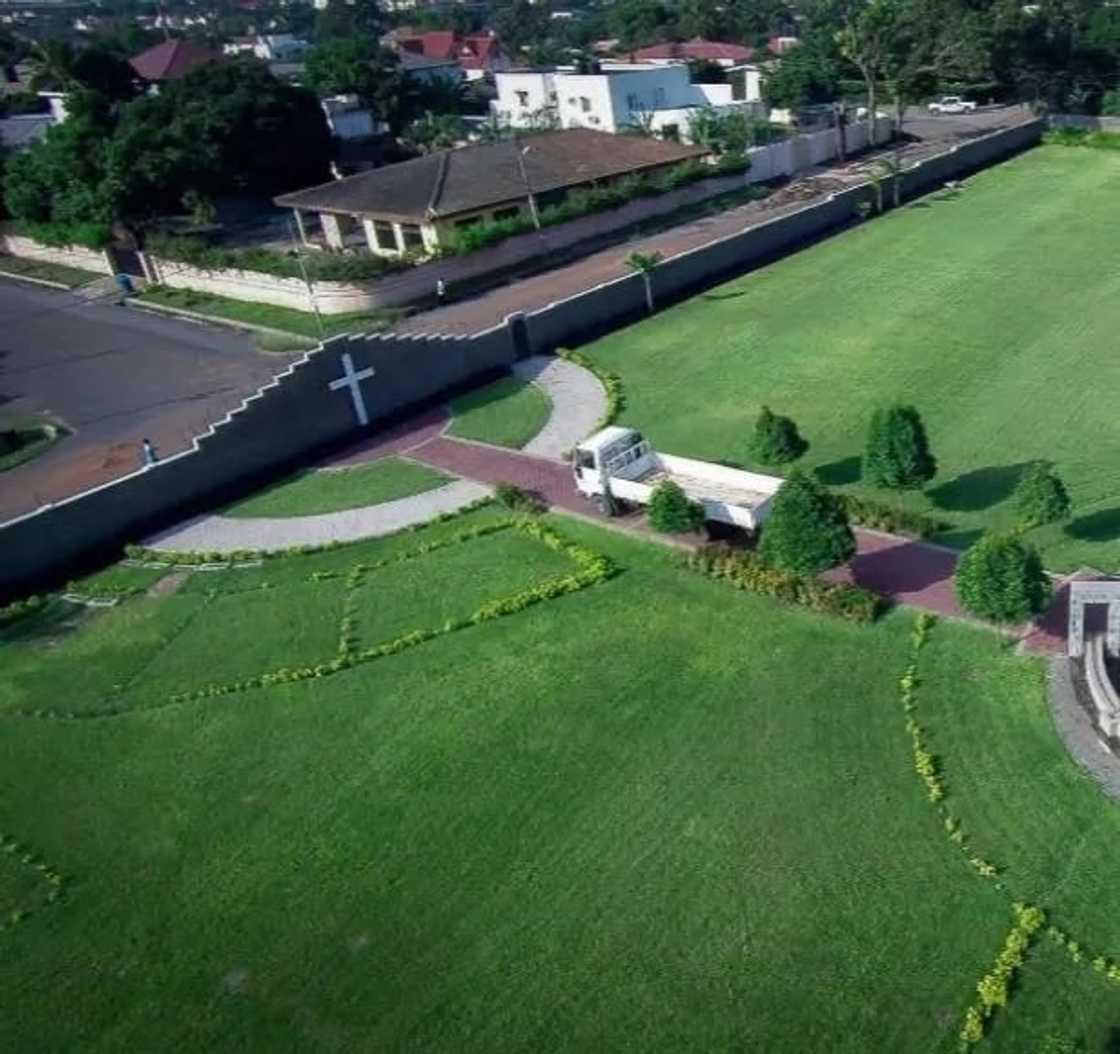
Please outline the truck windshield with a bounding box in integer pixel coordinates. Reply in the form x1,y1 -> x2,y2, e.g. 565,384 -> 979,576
576,450 -> 595,470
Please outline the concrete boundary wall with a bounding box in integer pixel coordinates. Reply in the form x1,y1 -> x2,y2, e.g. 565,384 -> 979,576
0,233 -> 113,275
1,323 -> 515,595
0,118 -> 1044,594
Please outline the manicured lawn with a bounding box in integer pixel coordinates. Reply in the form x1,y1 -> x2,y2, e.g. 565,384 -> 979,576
0,417 -> 65,472
581,145 -> 1120,572
0,255 -> 103,288
4,507 -> 1120,1050
223,457 -> 451,518
138,285 -> 408,341
447,375 -> 552,449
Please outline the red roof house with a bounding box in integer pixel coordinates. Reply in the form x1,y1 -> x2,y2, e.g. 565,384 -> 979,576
129,39 -> 224,82
395,29 -> 510,77
632,38 -> 754,67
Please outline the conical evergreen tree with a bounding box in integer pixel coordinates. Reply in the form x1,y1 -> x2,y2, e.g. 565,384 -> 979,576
759,470 -> 856,574
863,404 -> 937,491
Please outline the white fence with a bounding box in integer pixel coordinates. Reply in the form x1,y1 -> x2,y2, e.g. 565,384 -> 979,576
744,118 -> 892,182
0,232 -> 112,275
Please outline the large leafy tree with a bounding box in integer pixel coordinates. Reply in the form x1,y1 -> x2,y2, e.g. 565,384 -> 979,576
762,32 -> 840,109
836,0 -> 900,141
493,0 -> 552,56
305,38 -> 407,131
609,0 -> 675,52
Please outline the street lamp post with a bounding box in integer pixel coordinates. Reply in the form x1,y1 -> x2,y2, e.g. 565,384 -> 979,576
513,138 -> 542,230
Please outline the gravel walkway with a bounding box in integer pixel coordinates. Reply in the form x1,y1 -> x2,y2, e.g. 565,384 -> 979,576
512,355 -> 607,460
1046,656 -> 1120,802
145,479 -> 490,552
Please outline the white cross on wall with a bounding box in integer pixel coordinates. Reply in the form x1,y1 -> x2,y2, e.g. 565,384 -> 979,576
328,352 -> 375,427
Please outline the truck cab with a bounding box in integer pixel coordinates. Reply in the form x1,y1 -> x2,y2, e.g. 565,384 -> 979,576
572,427 -> 651,497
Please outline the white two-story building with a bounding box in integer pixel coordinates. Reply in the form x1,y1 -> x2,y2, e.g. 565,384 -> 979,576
493,62 -> 765,143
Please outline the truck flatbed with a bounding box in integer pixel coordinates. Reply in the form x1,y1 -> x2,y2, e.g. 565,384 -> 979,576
636,467 -> 774,510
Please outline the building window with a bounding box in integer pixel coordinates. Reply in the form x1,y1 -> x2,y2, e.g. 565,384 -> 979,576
548,91 -> 557,102
516,90 -> 529,108
454,216 -> 482,230
493,207 -> 520,222
661,123 -> 680,142
655,87 -> 666,105
579,96 -> 591,113
373,221 -> 396,251
399,224 -> 424,251
626,92 -> 639,110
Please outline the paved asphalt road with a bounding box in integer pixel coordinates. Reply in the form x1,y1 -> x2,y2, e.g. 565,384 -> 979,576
0,282 -> 292,521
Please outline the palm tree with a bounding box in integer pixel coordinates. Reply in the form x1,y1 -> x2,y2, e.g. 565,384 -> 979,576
876,154 -> 903,209
625,251 -> 663,314
28,39 -> 79,92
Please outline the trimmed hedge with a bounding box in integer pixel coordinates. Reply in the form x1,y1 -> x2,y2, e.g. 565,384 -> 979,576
145,234 -> 411,282
0,593 -> 46,629
838,494 -> 950,539
686,543 -> 882,623
15,220 -> 112,251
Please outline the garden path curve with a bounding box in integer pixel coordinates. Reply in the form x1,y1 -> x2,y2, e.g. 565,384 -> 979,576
145,479 -> 490,552
512,355 -> 607,460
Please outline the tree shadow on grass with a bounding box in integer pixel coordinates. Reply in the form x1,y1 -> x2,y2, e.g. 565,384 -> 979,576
1066,507 -> 1120,543
701,290 -> 748,301
815,455 -> 862,486
932,527 -> 984,551
927,463 -> 1032,513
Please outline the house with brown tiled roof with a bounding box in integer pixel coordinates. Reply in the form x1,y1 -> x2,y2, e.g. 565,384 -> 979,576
394,29 -> 511,82
275,128 -> 704,257
632,38 -> 754,67
129,39 -> 224,83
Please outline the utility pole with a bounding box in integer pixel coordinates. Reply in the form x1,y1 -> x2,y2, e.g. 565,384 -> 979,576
288,217 -> 325,340
513,137 -> 542,230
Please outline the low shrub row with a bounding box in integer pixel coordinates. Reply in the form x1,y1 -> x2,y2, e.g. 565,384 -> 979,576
145,234 -> 411,282
0,593 -> 45,629
686,544 -> 882,623
165,518 -> 614,707
899,614 -> 944,803
838,494 -> 950,539
959,902 -> 1046,1047
0,831 -> 67,932
442,157 -> 749,257
1043,127 -> 1120,150
556,349 -> 624,431
1046,924 -> 1120,985
15,220 -> 112,251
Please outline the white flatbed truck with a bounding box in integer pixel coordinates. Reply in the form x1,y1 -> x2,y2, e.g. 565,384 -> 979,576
572,426 -> 783,531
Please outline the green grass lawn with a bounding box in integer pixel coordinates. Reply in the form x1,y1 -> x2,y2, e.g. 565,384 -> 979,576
447,375 -> 552,448
581,144 -> 1120,572
0,417 -> 65,472
4,507 -> 1120,1050
138,285 -> 408,341
0,255 -> 103,288
222,458 -> 451,519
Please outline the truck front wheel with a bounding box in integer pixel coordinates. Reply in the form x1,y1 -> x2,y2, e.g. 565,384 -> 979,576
591,494 -> 615,517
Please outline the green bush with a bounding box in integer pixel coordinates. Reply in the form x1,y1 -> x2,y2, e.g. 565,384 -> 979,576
837,493 -> 949,538
1043,127 -> 1120,150
749,405 -> 807,465
954,531 -> 1051,623
759,470 -> 856,574
1102,90 -> 1120,117
0,429 -> 19,454
863,404 -> 937,491
647,480 -> 705,534
145,234 -> 409,281
494,482 -> 545,515
1013,462 -> 1071,529
17,220 -> 111,250
687,544 -> 881,623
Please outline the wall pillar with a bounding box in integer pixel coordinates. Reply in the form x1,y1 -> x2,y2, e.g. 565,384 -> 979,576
319,213 -> 344,250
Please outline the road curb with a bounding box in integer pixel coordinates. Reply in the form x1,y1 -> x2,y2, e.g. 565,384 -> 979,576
125,298 -> 314,346
0,269 -> 75,291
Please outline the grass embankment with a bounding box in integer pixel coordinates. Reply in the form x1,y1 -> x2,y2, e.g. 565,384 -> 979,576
0,255 -> 103,288
447,376 -> 552,449
223,457 -> 451,519
0,417 -> 65,472
137,285 -> 408,345
581,145 -> 1120,572
3,511 -> 1119,1049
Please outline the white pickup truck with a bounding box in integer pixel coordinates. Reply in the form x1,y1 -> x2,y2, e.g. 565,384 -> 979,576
572,426 -> 783,530
927,96 -> 977,114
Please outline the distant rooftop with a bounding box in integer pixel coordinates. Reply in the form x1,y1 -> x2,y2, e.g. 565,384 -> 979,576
129,39 -> 224,81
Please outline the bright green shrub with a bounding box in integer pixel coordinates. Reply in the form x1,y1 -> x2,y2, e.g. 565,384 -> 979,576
1013,462 -> 1071,529
837,493 -> 949,538
647,480 -> 704,534
759,470 -> 856,574
954,531 -> 1051,623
